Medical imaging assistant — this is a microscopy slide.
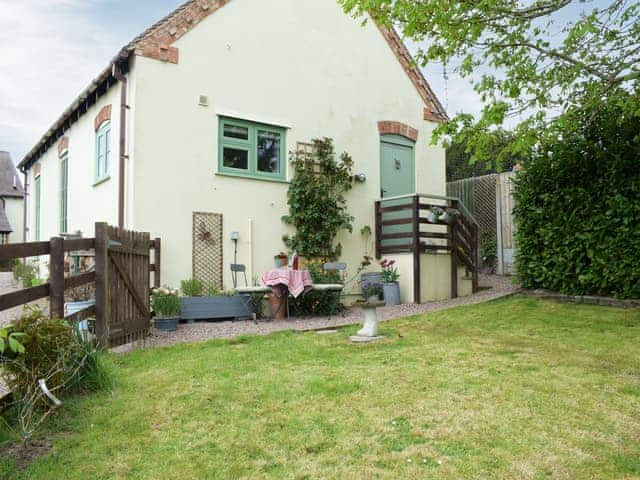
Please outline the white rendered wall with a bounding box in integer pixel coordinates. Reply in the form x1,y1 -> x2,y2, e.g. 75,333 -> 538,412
131,0 -> 446,292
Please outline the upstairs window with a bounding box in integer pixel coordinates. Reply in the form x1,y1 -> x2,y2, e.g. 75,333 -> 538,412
218,117 -> 286,181
95,121 -> 111,183
60,153 -> 68,233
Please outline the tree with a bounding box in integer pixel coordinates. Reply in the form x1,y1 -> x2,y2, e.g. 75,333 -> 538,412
340,0 -> 640,165
446,128 -> 522,181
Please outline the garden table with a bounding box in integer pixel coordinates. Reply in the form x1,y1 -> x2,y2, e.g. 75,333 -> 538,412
260,268 -> 313,298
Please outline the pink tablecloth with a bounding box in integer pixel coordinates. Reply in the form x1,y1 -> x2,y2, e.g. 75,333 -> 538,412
260,268 -> 313,298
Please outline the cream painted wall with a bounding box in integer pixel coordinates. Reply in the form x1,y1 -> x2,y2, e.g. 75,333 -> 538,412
26,86 -> 122,242
4,197 -> 24,243
132,0 -> 447,291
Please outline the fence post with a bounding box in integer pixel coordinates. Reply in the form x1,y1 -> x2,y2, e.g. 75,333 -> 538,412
450,200 -> 459,299
153,238 -> 161,288
412,195 -> 421,304
94,222 -> 109,349
472,223 -> 479,293
49,237 -> 65,319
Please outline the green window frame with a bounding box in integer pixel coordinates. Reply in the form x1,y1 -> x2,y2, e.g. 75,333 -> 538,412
60,153 -> 68,233
34,175 -> 41,241
218,117 -> 286,182
95,121 -> 111,183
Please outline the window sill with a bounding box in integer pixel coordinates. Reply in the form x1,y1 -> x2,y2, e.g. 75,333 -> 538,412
215,172 -> 289,184
93,176 -> 111,187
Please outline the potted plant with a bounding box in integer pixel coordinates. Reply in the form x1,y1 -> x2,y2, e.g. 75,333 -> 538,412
179,279 -> 252,323
380,258 -> 401,306
152,287 -> 181,332
427,206 -> 444,223
439,208 -> 458,224
274,252 -> 289,268
361,281 -> 383,303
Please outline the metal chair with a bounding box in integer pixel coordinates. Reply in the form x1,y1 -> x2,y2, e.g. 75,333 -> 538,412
230,263 -> 248,288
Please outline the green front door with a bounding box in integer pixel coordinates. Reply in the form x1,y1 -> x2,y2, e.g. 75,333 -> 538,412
380,135 -> 415,249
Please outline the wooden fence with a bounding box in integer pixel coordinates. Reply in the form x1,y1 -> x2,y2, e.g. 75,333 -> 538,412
0,222 -> 160,348
375,194 -> 479,303
447,172 -> 516,274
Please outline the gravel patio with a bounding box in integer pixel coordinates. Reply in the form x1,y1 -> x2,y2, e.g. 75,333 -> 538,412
118,274 -> 517,352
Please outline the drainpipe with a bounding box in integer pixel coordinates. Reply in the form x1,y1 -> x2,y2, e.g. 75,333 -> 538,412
21,169 -> 28,242
112,61 -> 128,230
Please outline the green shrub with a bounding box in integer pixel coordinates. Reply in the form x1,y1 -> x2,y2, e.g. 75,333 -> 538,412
12,261 -> 38,289
1,307 -> 108,399
151,287 -> 181,317
289,290 -> 344,317
180,278 -> 205,297
514,88 -> 640,298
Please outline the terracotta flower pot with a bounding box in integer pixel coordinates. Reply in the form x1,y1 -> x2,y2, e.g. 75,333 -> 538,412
269,294 -> 286,320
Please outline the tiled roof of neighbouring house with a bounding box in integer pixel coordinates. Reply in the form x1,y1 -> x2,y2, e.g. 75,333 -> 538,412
19,0 -> 447,170
0,152 -> 24,198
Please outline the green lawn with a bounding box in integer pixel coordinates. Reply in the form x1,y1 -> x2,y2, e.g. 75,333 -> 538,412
2,296 -> 639,479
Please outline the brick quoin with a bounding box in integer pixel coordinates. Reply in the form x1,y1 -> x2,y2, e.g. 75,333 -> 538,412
57,137 -> 69,156
377,121 -> 419,142
94,105 -> 112,131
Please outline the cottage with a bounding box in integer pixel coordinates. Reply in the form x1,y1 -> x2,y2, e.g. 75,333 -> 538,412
18,0 -> 474,303
0,152 -> 24,244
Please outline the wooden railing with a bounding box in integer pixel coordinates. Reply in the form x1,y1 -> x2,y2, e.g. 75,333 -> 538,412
375,193 -> 479,303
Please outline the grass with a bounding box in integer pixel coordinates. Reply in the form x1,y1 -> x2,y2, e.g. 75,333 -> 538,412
1,296 -> 639,479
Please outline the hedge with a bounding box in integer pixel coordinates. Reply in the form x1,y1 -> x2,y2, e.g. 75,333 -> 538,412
513,89 -> 640,298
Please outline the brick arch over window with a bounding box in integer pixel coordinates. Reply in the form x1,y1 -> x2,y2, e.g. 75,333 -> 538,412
377,121 -> 419,142
57,136 -> 69,157
94,105 -> 112,131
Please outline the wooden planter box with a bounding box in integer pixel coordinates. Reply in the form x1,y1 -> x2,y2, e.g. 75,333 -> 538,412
180,296 -> 252,322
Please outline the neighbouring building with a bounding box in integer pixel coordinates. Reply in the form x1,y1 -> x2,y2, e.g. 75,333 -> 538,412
18,0 -> 474,302
0,152 -> 24,244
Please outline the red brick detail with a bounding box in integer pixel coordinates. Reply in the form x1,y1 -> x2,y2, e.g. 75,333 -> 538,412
378,121 -> 419,142
57,136 -> 69,156
131,0 -> 229,64
94,105 -> 112,131
376,24 -> 448,123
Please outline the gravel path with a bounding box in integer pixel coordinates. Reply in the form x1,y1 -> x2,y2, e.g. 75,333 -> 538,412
117,274 -> 518,352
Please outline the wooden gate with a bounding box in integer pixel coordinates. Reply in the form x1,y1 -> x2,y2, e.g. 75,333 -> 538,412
95,222 -> 156,348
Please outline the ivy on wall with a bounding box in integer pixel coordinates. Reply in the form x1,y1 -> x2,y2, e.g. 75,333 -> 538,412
282,138 -> 354,260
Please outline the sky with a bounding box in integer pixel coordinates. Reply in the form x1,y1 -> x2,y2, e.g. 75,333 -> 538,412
1,0 -> 599,164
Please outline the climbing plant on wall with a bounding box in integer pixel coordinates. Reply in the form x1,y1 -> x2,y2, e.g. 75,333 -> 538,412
282,138 -> 354,259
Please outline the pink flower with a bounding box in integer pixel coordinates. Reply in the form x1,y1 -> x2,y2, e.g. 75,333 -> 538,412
388,260 -> 396,267
380,259 -> 388,267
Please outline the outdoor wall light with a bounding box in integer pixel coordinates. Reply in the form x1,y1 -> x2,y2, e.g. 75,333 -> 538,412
354,173 -> 367,183
230,231 -> 240,241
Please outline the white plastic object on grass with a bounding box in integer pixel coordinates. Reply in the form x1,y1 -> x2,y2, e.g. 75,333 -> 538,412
38,379 -> 62,407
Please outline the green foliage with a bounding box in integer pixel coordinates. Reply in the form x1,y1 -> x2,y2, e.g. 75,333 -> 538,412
180,278 -> 205,297
12,261 -> 38,289
151,287 -> 181,317
380,258 -> 400,283
480,232 -> 497,269
289,291 -> 344,317
0,324 -> 25,355
446,130 -> 521,181
361,281 -> 382,298
2,307 -> 107,399
307,260 -> 342,285
341,0 -> 640,167
514,88 -> 640,298
283,138 -> 355,259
